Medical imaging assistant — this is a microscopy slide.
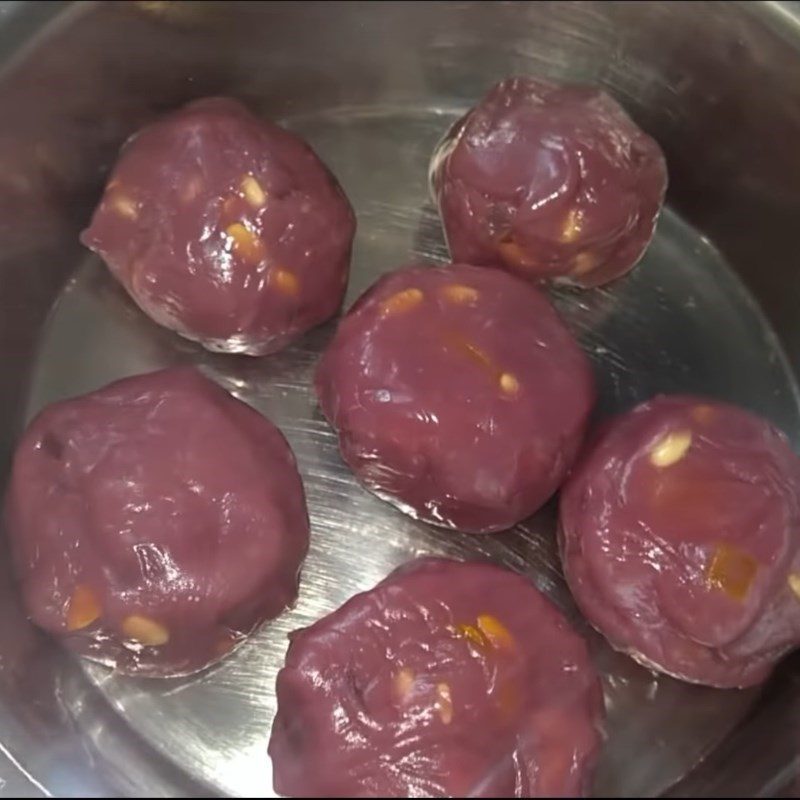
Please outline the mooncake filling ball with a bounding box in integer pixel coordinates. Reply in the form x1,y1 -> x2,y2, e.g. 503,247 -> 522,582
315,263 -> 595,533
269,558 -> 604,797
560,395 -> 800,687
81,97 -> 355,355
431,77 -> 667,287
5,367 -> 310,676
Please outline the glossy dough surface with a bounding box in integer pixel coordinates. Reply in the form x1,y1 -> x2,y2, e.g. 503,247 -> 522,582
5,367 -> 309,676
269,558 -> 604,798
560,395 -> 800,687
431,77 -> 667,287
315,263 -> 595,533
81,97 -> 355,355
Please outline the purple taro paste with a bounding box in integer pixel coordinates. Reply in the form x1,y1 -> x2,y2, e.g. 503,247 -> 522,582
431,77 -> 667,288
270,558 -> 604,797
316,263 -> 595,533
5,367 -> 309,677
560,395 -> 800,687
82,97 -> 355,355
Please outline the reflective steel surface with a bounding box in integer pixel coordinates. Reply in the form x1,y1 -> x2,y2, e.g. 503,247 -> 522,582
1,1 -> 800,797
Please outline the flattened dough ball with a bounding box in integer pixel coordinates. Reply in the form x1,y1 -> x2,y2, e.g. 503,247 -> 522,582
560,395 -> 800,687
315,263 -> 595,533
5,367 -> 310,677
81,97 -> 355,355
430,77 -> 667,287
269,558 -> 604,798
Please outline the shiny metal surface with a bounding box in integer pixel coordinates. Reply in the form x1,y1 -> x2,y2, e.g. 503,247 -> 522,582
1,1 -> 800,797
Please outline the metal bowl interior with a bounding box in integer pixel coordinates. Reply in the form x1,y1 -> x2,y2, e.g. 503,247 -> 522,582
0,1 -> 799,796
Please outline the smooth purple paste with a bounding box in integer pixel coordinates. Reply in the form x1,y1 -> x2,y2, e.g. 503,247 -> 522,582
431,77 -> 667,288
315,263 -> 595,533
5,367 -> 309,677
81,97 -> 355,355
269,558 -> 604,797
560,395 -> 800,687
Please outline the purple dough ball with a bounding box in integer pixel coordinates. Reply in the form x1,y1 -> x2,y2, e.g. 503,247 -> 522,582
5,367 -> 309,677
315,263 -> 595,533
81,97 -> 355,355
269,558 -> 604,798
431,77 -> 667,288
560,396 -> 800,687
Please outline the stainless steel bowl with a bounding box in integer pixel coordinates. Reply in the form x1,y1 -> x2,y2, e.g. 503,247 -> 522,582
1,1 -> 799,796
